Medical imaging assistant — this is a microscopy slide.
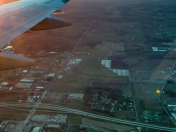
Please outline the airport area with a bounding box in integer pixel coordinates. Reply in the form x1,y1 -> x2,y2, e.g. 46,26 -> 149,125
0,0 -> 176,132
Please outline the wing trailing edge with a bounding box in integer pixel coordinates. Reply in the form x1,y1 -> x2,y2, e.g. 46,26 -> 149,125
30,16 -> 72,30
0,50 -> 35,71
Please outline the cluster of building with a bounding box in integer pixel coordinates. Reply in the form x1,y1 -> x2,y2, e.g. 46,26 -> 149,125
31,114 -> 67,123
0,67 -> 53,91
84,87 -> 134,113
1,121 -> 22,132
64,58 -> 82,71
44,93 -> 68,104
102,98 -> 134,112
141,111 -> 169,124
0,119 -> 111,132
143,115 -> 169,124
61,124 -> 79,132
0,115 -> 64,132
152,42 -> 176,52
43,93 -> 84,104
59,124 -> 110,132
80,124 -> 110,132
167,104 -> 176,122
0,66 -> 62,104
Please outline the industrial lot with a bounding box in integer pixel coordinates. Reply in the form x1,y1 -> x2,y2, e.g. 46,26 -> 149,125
1,0 -> 176,132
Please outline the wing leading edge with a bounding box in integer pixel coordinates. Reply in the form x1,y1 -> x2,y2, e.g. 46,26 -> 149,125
0,0 -> 70,48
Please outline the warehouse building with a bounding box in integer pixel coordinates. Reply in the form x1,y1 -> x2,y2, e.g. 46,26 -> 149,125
101,60 -> 129,76
68,93 -> 84,99
112,69 -> 129,76
15,83 -> 33,89
101,60 -> 111,69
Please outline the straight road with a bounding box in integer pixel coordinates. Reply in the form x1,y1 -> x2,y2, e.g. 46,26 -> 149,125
0,102 -> 175,132
157,60 -> 176,126
18,19 -> 95,132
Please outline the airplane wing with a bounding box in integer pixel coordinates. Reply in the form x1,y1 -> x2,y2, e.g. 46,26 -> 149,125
0,0 -> 70,48
0,0 -> 71,70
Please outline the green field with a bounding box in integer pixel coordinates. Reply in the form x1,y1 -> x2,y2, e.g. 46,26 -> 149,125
51,58 -> 128,93
67,114 -> 82,124
65,99 -> 84,108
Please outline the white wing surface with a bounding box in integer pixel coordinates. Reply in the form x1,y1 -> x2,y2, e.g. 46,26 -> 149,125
0,0 -> 70,48
0,0 -> 70,71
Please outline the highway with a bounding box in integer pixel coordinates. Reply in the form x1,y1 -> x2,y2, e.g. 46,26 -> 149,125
0,102 -> 175,132
157,60 -> 176,126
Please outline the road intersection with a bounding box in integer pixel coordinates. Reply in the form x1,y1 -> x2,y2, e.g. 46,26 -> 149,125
0,102 -> 175,132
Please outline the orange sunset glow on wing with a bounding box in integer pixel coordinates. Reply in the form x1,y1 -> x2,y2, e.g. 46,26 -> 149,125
0,0 -> 19,6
